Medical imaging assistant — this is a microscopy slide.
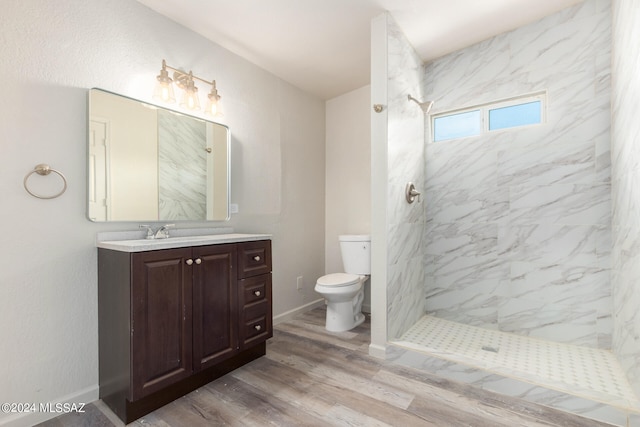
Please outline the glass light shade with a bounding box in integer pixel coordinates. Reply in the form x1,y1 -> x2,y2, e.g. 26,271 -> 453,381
180,87 -> 200,110
205,95 -> 222,117
153,80 -> 176,103
153,66 -> 176,103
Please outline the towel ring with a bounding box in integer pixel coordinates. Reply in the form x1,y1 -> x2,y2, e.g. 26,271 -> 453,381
23,163 -> 68,199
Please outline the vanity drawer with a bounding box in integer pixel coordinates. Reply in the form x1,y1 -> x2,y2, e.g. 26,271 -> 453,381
237,240 -> 272,279
241,300 -> 271,346
239,273 -> 272,349
240,274 -> 269,306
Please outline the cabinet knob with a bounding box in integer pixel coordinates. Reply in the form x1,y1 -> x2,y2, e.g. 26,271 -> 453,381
195,258 -> 202,265
254,325 -> 262,331
254,290 -> 261,297
253,255 -> 261,262
186,259 -> 193,266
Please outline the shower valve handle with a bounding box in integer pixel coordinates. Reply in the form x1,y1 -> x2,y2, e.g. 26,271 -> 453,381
405,182 -> 421,203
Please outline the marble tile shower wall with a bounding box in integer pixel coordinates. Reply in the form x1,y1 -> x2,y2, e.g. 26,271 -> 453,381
423,0 -> 612,348
385,14 -> 428,340
611,0 -> 640,398
158,109 -> 208,220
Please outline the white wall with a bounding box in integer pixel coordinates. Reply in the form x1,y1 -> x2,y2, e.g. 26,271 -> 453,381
611,0 -> 640,399
0,1 -> 325,425
325,85 -> 371,308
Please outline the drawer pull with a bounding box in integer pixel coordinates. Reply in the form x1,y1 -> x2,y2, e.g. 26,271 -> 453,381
195,258 -> 202,265
186,259 -> 193,266
253,255 -> 261,262
254,290 -> 261,297
254,325 -> 262,331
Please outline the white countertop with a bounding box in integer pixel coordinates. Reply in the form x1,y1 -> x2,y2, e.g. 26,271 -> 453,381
97,233 -> 272,252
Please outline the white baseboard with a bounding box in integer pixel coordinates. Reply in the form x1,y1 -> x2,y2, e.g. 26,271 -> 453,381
0,385 -> 99,427
273,298 -> 325,325
368,343 -> 387,359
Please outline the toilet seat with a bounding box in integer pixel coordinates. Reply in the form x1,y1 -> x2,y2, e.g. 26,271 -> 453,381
316,273 -> 360,287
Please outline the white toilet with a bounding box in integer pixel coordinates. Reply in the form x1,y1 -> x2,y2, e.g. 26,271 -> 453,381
315,235 -> 371,332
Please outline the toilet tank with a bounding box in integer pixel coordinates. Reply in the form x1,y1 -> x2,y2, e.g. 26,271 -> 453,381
339,235 -> 371,275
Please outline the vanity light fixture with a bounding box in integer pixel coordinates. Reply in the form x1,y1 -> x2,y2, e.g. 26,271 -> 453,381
153,59 -> 222,116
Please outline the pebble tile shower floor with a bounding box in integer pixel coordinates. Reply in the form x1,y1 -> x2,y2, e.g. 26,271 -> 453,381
396,315 -> 640,411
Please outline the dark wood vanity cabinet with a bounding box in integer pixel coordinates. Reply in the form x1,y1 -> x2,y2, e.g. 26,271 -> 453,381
98,240 -> 272,423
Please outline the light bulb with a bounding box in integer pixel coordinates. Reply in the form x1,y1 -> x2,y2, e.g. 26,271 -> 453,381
205,81 -> 222,117
161,86 -> 170,101
187,94 -> 196,109
180,86 -> 200,111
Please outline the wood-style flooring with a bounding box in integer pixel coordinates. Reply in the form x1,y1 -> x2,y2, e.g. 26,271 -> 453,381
38,307 -> 614,426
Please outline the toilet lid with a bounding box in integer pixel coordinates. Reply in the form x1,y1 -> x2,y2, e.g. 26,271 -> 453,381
317,273 -> 360,287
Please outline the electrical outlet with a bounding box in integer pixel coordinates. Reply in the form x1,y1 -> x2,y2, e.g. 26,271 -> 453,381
229,203 -> 239,214
296,276 -> 304,290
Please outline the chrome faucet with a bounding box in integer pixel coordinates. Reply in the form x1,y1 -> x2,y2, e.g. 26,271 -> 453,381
139,224 -> 155,239
139,224 -> 175,239
154,224 -> 175,239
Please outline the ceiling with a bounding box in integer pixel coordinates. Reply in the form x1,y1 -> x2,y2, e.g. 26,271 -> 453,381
136,0 -> 584,100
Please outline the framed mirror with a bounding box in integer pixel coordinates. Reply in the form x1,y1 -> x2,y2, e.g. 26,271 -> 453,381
87,88 -> 230,222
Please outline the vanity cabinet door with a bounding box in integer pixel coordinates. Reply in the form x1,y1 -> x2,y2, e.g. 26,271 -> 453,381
130,248 -> 193,400
192,244 -> 238,370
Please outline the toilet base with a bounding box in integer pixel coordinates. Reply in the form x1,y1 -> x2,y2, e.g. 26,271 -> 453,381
354,312 -> 365,328
324,289 -> 365,332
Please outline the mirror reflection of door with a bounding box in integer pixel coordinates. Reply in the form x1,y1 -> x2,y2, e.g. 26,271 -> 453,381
89,119 -> 108,221
90,89 -> 158,221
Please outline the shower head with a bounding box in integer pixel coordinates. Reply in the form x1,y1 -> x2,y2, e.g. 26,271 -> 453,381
408,94 -> 434,114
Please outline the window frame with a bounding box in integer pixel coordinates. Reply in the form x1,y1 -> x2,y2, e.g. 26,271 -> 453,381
431,91 -> 547,142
